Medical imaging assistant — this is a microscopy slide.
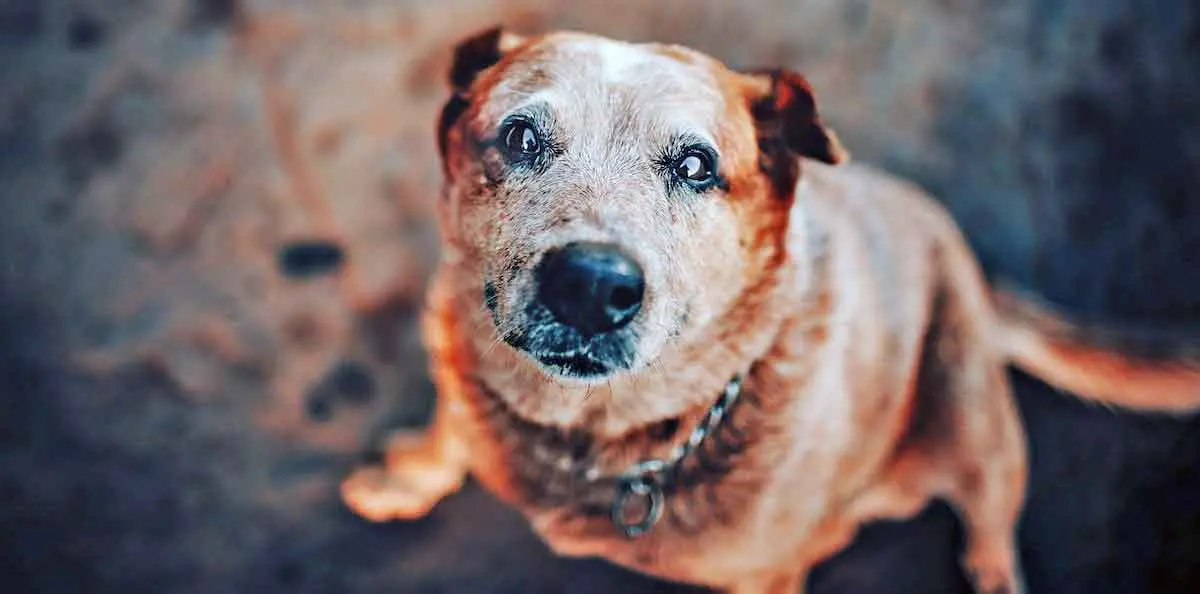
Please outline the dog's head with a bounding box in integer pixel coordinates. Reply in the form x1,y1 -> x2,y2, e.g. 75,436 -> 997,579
436,28 -> 846,383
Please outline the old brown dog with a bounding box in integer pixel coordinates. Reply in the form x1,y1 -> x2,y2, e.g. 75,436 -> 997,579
340,27 -> 1200,594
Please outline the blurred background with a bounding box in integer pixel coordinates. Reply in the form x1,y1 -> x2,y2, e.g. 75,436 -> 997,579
1,0 -> 1197,593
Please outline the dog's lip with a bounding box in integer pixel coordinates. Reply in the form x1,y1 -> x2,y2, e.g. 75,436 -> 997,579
531,352 -> 612,379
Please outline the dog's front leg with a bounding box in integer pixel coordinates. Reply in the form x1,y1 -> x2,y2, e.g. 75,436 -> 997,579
339,397 -> 470,522
340,300 -> 473,522
725,572 -> 805,594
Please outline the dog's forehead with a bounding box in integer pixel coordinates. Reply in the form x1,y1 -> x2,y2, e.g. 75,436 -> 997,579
585,38 -> 705,85
481,35 -> 727,133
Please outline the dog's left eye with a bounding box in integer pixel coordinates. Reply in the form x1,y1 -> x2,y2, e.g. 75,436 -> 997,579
673,151 -> 715,185
503,121 -> 542,158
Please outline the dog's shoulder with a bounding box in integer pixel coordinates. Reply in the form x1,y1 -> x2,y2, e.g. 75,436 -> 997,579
780,160 -> 987,389
792,159 -> 976,301
796,160 -> 957,234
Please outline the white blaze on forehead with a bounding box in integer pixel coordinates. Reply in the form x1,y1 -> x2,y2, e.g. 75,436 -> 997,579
596,40 -> 656,83
592,40 -> 724,136
483,35 -> 726,146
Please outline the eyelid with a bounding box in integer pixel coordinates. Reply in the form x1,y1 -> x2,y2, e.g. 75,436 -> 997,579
498,115 -> 537,143
498,101 -> 553,134
655,140 -> 718,167
501,113 -> 536,127
687,145 -> 718,165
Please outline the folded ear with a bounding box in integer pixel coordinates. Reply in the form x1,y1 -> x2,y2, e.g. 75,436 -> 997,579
745,68 -> 848,166
740,68 -> 847,199
447,25 -> 526,92
438,26 -> 525,166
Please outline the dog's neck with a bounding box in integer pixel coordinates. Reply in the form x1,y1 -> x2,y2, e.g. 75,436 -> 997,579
467,363 -> 767,538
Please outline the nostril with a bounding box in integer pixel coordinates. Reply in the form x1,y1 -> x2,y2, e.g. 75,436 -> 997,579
609,284 -> 642,313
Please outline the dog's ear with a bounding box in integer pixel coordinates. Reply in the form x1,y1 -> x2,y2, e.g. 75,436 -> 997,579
438,26 -> 525,167
745,68 -> 848,166
448,26 -> 526,92
741,68 -> 848,198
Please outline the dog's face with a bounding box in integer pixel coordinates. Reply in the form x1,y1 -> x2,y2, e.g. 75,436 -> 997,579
436,28 -> 845,383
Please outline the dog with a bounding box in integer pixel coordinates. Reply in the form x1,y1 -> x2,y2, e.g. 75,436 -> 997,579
340,27 -> 1200,594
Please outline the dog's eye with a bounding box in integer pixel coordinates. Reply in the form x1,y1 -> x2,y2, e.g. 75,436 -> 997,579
674,151 -> 714,184
503,122 -> 541,157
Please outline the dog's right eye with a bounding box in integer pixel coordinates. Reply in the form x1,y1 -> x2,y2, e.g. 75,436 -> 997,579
503,122 -> 542,159
671,149 -> 718,190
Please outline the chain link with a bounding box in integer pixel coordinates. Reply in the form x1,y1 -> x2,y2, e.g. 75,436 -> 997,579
611,375 -> 743,538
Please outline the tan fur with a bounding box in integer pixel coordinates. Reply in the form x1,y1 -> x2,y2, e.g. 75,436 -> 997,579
341,27 -> 1200,594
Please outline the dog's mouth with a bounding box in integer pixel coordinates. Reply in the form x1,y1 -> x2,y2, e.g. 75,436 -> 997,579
533,352 -> 612,379
501,329 -> 622,380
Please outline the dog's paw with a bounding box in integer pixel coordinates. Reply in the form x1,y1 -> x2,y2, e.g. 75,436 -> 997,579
970,583 -> 1020,594
339,432 -> 465,522
964,549 -> 1025,594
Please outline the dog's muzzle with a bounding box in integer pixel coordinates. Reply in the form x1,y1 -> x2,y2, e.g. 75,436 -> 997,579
496,241 -> 645,379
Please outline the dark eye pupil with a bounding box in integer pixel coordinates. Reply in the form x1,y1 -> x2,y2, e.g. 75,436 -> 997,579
506,124 -> 540,155
677,154 -> 709,181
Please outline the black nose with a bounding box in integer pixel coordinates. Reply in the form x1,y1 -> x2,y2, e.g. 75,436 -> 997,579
535,242 -> 645,336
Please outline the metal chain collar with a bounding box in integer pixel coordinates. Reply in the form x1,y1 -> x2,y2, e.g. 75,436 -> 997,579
610,374 -> 744,539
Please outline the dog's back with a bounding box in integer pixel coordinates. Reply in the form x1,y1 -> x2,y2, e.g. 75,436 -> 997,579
801,160 -> 1200,413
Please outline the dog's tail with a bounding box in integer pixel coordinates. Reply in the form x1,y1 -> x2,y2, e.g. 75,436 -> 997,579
990,283 -> 1200,413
